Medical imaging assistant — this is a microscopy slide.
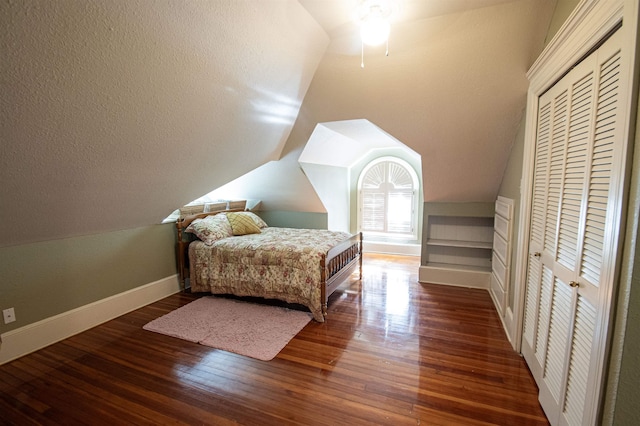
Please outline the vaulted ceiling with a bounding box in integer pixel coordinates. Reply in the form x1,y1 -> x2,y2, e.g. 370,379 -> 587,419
290,0 -> 556,201
0,0 -> 556,247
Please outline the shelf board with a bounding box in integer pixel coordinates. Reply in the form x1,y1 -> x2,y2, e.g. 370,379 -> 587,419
423,262 -> 492,273
426,239 -> 493,250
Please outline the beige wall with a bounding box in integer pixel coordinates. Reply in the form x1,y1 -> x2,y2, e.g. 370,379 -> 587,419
0,224 -> 176,335
604,43 -> 640,424
614,233 -> 640,425
0,0 -> 328,247
545,0 -> 581,45
609,158 -> 640,424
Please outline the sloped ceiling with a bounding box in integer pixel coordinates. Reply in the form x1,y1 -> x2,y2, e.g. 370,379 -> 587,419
292,0 -> 556,202
0,0 -> 328,247
205,0 -> 556,213
1,0 -> 556,247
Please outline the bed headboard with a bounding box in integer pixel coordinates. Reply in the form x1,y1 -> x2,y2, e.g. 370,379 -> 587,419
178,210 -> 224,230
175,208 -> 244,288
178,200 -> 246,222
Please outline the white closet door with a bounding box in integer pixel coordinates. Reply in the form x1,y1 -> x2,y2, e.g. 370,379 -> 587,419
521,30 -> 624,426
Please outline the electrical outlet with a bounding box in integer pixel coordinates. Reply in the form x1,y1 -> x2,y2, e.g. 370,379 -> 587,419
3,308 -> 16,324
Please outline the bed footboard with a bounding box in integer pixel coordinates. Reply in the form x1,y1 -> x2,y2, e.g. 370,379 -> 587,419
320,232 -> 363,317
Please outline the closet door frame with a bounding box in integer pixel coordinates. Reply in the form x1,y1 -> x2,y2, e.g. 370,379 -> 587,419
513,0 -> 638,421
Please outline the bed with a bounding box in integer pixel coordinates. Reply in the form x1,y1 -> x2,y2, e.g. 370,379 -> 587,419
176,210 -> 362,322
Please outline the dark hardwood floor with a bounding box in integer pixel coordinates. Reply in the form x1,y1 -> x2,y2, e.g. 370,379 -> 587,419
0,254 -> 548,425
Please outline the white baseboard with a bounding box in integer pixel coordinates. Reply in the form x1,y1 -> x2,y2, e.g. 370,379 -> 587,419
363,241 -> 421,256
504,306 -> 517,351
481,280 -> 519,352
0,274 -> 180,365
419,265 -> 491,289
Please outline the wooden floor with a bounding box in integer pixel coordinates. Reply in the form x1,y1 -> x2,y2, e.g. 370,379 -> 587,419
0,254 -> 549,425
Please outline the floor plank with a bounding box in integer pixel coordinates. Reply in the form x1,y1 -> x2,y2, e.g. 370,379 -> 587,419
0,253 -> 548,425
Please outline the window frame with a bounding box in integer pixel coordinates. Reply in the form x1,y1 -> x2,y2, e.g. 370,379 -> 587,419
357,156 -> 419,240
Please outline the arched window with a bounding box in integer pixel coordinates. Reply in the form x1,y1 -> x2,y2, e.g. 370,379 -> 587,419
358,157 -> 419,239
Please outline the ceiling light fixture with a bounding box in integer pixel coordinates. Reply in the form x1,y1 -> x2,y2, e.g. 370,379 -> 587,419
358,0 -> 396,68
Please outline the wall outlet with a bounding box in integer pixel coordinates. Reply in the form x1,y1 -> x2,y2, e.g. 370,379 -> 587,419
3,308 -> 16,324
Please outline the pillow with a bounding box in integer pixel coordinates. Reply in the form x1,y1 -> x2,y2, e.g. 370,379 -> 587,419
185,214 -> 233,245
226,212 -> 262,236
238,211 -> 268,228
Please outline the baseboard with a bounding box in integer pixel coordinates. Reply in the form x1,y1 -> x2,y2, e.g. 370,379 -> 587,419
0,274 -> 180,365
419,265 -> 491,289
363,241 -> 421,256
504,307 -> 517,351
487,288 -> 518,352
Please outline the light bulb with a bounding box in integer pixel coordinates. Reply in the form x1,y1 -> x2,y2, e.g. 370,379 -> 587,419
360,16 -> 390,46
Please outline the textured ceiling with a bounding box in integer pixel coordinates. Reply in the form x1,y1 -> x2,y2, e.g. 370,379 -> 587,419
226,0 -> 556,206
0,0 -> 556,247
0,0 -> 328,246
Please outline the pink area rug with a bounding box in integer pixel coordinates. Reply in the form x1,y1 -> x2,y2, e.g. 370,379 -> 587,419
143,296 -> 312,361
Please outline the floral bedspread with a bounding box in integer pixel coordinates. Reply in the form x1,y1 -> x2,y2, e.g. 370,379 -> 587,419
188,227 -> 352,322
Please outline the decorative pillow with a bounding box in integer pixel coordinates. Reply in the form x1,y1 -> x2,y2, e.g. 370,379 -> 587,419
184,214 -> 233,245
238,211 -> 268,228
226,212 -> 262,236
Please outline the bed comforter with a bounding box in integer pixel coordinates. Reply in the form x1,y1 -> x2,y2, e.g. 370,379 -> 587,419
188,227 -> 352,321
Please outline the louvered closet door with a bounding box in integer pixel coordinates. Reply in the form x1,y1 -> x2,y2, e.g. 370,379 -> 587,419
521,30 -> 624,426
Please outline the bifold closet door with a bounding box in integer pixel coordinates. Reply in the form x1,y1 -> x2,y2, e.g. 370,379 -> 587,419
521,30 -> 626,426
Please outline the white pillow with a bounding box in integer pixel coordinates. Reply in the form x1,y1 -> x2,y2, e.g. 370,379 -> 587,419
185,214 -> 233,245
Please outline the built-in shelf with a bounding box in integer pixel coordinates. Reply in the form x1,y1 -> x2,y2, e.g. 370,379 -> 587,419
419,203 -> 495,289
426,239 -> 493,250
424,262 -> 492,273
